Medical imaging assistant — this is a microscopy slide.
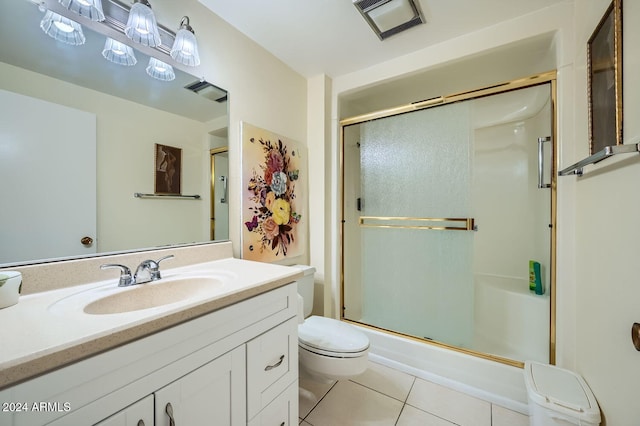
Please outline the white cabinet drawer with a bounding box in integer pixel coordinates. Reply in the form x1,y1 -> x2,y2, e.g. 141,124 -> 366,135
246,317 -> 298,419
247,381 -> 298,426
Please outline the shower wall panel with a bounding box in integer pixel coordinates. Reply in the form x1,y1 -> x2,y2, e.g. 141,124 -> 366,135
472,95 -> 551,284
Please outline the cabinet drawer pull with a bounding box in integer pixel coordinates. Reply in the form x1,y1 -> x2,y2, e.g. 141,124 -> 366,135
280,422 -> 285,426
165,402 -> 176,426
137,421 -> 145,426
264,354 -> 285,371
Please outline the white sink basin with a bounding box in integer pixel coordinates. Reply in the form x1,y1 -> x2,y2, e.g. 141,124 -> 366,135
49,272 -> 235,317
84,276 -> 225,315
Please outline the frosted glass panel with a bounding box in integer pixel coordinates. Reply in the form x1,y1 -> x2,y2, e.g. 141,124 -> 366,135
358,102 -> 474,347
360,104 -> 471,217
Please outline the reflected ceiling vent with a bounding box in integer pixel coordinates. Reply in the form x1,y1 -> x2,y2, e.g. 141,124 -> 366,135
185,80 -> 228,103
353,0 -> 425,40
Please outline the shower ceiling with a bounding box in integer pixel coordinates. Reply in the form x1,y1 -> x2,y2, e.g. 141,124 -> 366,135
339,33 -> 557,118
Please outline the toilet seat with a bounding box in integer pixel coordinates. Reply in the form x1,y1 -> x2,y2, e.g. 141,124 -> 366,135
298,316 -> 369,358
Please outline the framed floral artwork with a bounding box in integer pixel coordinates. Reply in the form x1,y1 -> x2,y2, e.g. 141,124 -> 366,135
241,122 -> 306,261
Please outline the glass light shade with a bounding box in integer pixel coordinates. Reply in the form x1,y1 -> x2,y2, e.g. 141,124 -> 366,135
58,0 -> 105,22
170,23 -> 200,67
102,38 -> 137,66
146,57 -> 175,81
125,1 -> 161,47
40,10 -> 86,45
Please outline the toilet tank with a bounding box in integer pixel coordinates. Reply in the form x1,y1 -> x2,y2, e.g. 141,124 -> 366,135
291,265 -> 316,317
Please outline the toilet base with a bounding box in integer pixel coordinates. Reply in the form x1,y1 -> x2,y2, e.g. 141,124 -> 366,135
299,345 -> 368,380
299,365 -> 336,384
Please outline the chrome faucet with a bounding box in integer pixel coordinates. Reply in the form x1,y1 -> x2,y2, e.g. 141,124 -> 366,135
101,255 -> 174,287
134,255 -> 174,284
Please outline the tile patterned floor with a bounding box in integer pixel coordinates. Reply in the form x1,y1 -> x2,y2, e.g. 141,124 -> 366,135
298,361 -> 529,426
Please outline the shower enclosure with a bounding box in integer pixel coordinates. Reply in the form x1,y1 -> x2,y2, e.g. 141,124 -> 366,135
341,73 -> 556,365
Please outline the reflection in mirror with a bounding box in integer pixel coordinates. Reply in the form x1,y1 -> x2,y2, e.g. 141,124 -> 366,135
0,0 -> 229,267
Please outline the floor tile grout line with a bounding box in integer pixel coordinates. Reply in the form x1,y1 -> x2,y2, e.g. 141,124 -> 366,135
393,376 -> 417,425
403,376 -> 417,404
347,378 -> 413,405
300,379 -> 339,423
394,403 -> 406,426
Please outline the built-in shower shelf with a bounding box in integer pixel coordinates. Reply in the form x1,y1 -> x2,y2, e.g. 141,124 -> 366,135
558,143 -> 640,176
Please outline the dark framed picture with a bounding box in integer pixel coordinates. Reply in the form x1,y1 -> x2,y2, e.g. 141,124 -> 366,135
155,144 -> 182,195
587,0 -> 623,155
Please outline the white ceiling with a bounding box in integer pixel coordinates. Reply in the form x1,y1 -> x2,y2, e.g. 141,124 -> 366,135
198,0 -> 568,78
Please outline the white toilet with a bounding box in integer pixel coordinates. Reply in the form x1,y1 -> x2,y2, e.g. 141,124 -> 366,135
292,265 -> 369,380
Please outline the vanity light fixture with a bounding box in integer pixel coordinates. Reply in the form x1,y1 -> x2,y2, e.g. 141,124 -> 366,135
58,0 -> 105,22
102,37 -> 137,66
146,57 -> 175,81
170,16 -> 200,67
40,10 -> 86,45
124,0 -> 161,47
353,0 -> 425,40
35,0 -> 199,79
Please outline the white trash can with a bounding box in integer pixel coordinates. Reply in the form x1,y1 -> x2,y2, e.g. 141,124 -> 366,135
524,361 -> 601,426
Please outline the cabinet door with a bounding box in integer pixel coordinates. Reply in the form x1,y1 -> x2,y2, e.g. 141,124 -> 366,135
94,395 -> 153,426
155,346 -> 246,426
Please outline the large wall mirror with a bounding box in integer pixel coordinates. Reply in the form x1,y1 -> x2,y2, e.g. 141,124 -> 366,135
0,0 -> 229,266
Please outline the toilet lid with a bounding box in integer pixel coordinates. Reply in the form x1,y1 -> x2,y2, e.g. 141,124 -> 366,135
298,316 -> 369,354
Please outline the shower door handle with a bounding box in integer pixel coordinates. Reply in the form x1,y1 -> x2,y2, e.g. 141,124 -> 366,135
538,136 -> 551,189
219,175 -> 228,203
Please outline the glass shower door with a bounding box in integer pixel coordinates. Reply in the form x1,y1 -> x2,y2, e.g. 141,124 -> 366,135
342,82 -> 554,364
343,101 -> 475,347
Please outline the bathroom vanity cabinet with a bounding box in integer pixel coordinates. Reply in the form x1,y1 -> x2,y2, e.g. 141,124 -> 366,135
0,283 -> 299,426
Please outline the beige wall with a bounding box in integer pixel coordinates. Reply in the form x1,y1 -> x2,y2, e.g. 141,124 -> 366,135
151,0 -> 309,262
573,1 -> 640,425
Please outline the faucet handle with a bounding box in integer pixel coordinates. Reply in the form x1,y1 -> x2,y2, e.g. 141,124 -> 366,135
156,254 -> 174,266
100,263 -> 133,287
135,255 -> 175,283
151,255 -> 174,280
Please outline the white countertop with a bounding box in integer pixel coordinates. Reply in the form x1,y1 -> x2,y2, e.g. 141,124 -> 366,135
0,257 -> 302,389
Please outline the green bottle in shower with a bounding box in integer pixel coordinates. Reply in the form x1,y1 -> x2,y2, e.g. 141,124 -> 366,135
529,260 -> 543,294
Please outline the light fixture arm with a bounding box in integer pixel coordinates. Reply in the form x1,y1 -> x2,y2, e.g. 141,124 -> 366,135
179,16 -> 194,34
132,0 -> 152,7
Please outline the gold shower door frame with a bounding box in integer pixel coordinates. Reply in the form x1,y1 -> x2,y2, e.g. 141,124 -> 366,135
339,71 -> 558,368
210,147 -> 228,240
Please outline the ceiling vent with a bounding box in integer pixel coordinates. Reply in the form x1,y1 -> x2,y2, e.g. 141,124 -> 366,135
185,80 -> 228,103
353,0 -> 425,40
